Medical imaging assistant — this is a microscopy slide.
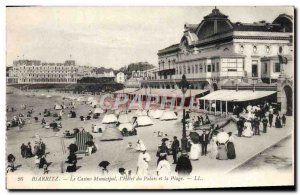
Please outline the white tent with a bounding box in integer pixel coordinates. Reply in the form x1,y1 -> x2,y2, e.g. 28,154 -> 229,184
118,114 -> 131,124
87,97 -> 95,102
102,114 -> 118,124
77,97 -> 85,102
94,108 -> 104,114
160,111 -> 178,121
100,124 -> 123,141
152,110 -> 165,119
136,115 -> 153,126
148,110 -> 156,118
91,100 -> 98,107
54,104 -> 62,110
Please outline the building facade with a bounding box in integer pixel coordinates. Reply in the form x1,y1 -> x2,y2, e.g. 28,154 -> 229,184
115,72 -> 126,84
8,60 -> 78,84
140,8 -> 294,115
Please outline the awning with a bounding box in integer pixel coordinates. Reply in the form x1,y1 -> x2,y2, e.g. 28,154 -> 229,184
128,88 -> 207,97
113,88 -> 139,94
198,90 -> 276,102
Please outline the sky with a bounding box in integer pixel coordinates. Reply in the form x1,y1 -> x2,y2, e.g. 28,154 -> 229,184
6,6 -> 293,69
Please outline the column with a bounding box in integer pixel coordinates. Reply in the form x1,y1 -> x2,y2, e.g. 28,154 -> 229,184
226,101 -> 228,116
214,100 -> 217,115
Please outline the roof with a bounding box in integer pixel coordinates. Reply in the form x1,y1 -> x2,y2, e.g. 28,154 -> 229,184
204,8 -> 228,20
127,88 -> 207,97
232,23 -> 284,32
158,44 -> 180,55
198,90 -> 276,102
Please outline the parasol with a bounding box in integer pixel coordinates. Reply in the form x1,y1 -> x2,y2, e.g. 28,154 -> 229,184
189,131 -> 200,144
216,132 -> 229,144
99,161 -> 110,169
161,138 -> 169,142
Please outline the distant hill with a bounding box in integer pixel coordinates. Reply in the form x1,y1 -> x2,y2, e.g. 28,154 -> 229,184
117,62 -> 156,77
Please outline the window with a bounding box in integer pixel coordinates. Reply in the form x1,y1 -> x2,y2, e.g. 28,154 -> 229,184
274,63 -> 281,72
199,64 -> 203,72
212,63 -> 215,72
195,65 -> 198,73
252,60 -> 258,77
264,63 -> 268,74
187,66 -> 190,74
192,66 -> 194,73
216,62 -> 219,72
207,65 -> 211,72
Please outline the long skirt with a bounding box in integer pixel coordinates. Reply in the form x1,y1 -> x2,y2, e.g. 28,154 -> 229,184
227,142 -> 236,159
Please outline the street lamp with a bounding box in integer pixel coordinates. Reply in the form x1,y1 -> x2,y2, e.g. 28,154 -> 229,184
179,74 -> 190,153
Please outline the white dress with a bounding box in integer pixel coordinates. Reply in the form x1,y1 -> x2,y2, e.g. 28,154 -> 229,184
137,152 -> 151,176
209,137 -> 218,159
242,122 -> 253,137
157,159 -> 171,176
189,142 -> 200,160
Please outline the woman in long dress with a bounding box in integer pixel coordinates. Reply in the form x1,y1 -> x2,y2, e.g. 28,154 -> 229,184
136,149 -> 151,176
275,114 -> 282,128
216,143 -> 228,160
227,132 -> 236,159
242,120 -> 253,137
209,135 -> 218,159
157,155 -> 171,176
189,141 -> 200,160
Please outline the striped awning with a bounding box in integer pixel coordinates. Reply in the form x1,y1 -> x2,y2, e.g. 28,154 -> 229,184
198,90 -> 276,102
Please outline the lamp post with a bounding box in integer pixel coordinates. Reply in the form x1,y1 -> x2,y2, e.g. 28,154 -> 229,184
179,75 -> 190,153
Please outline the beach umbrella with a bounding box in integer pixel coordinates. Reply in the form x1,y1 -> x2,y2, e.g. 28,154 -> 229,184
216,132 -> 229,144
68,144 -> 78,153
161,138 -> 169,142
99,161 -> 110,169
7,154 -> 15,163
189,132 -> 200,144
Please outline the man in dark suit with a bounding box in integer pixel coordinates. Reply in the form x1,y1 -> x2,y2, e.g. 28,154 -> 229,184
200,130 -> 210,156
237,117 -> 244,137
262,116 -> 268,133
268,112 -> 273,127
171,136 -> 180,164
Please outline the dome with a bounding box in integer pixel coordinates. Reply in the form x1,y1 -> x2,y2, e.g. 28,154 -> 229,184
196,8 -> 233,39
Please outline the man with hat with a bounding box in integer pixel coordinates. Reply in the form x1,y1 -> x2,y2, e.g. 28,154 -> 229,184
171,136 -> 180,164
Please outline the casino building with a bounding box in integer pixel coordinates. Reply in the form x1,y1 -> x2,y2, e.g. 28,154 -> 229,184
138,8 -> 294,115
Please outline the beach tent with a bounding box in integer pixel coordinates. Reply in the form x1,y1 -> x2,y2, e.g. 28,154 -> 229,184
118,114 -> 131,124
94,108 -> 104,114
91,100 -> 98,107
87,97 -> 95,103
55,104 -> 63,110
160,111 -> 178,121
102,114 -> 118,124
136,115 -> 153,126
75,131 -> 93,153
152,110 -> 165,119
100,125 -> 123,141
148,110 -> 156,118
